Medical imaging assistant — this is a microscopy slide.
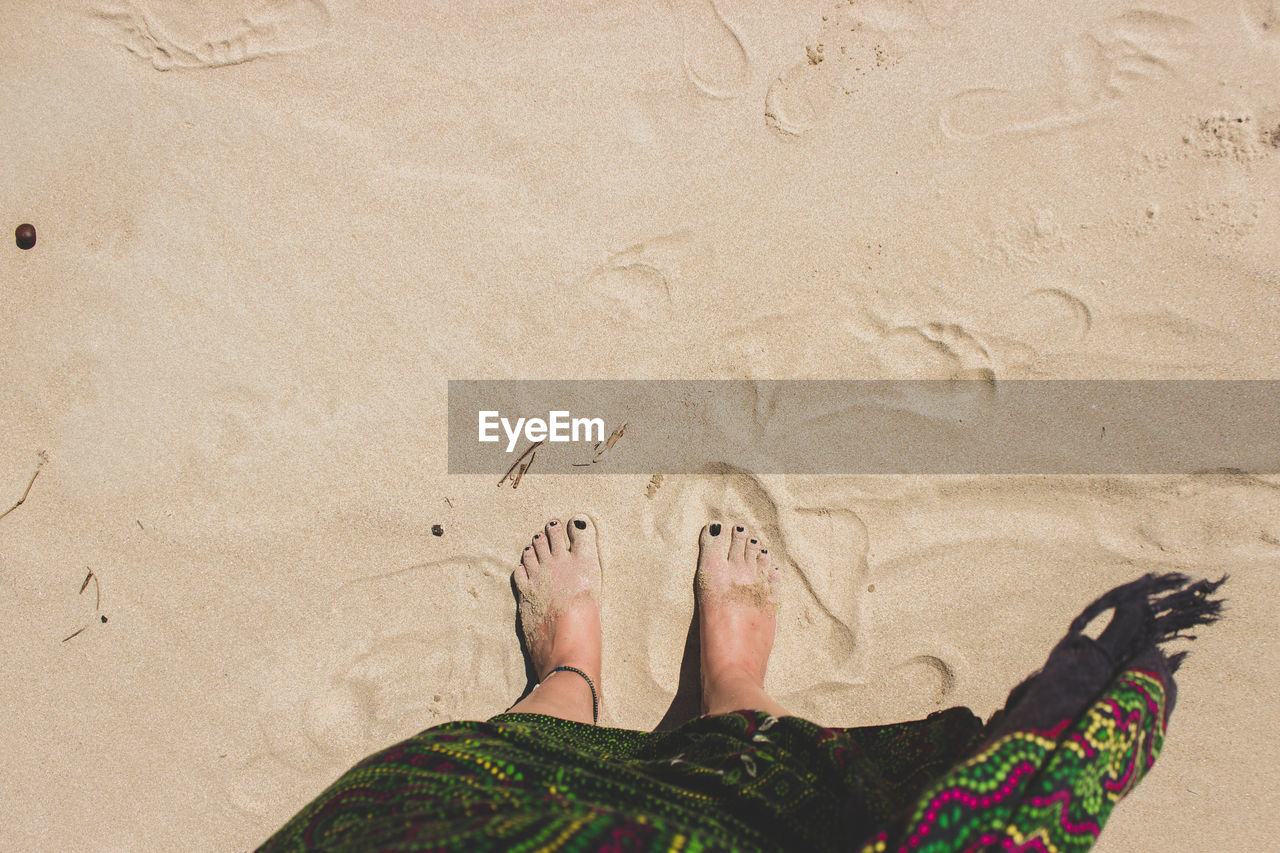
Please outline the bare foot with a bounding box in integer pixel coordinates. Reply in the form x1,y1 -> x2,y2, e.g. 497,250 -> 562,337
510,516 -> 602,723
696,521 -> 787,717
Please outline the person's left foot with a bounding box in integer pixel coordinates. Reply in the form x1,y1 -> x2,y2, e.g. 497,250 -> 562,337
513,516 -> 603,692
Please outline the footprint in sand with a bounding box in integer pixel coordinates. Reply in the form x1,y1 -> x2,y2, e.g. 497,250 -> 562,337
668,0 -> 750,99
1242,0 -> 1280,41
584,259 -> 673,322
893,654 -> 957,706
774,505 -> 868,671
583,262 -> 673,359
766,0 -> 967,137
220,753 -> 314,820
96,0 -> 330,70
852,310 -> 996,381
765,62 -> 821,137
941,10 -> 1199,140
241,556 -> 524,790
582,230 -> 707,322
577,231 -> 708,373
1005,287 -> 1093,354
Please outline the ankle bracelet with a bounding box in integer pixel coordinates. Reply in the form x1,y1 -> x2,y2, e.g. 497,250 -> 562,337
542,665 -> 599,725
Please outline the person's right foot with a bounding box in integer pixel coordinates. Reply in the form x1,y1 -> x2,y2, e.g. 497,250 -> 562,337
512,516 -> 603,691
696,522 -> 779,714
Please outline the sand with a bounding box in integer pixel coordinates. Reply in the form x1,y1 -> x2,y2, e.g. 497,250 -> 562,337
2,0 -> 1278,849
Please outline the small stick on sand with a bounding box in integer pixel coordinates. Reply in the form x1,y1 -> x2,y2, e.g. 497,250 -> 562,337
603,422 -> 627,452
572,422 -> 628,467
511,452 -> 536,489
64,568 -> 104,642
590,422 -> 628,463
498,440 -> 544,488
0,450 -> 49,523
78,567 -> 102,611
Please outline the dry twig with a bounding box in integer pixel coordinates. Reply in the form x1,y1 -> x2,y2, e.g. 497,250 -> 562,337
511,452 -> 536,489
587,422 -> 628,464
78,567 -> 102,610
63,567 -> 104,643
0,451 -> 49,522
498,440 -> 543,488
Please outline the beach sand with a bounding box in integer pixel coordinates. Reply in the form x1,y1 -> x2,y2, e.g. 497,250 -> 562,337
2,0 -> 1278,848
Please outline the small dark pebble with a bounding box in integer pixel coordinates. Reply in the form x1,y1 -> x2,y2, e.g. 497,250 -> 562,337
431,524 -> 444,537
100,615 -> 108,623
15,223 -> 36,250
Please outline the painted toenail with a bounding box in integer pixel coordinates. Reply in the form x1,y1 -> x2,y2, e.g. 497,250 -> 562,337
709,523 -> 722,536
735,526 -> 744,532
573,519 -> 587,530
761,549 -> 768,554
750,538 -> 758,544
525,546 -> 531,551
549,520 -> 557,525
534,534 -> 540,539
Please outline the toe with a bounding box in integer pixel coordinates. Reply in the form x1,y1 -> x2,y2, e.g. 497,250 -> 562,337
699,521 -> 726,561
532,530 -> 551,561
513,563 -> 530,589
755,548 -> 771,575
568,515 -> 597,553
545,518 -> 569,555
521,546 -> 538,574
729,523 -> 748,562
745,535 -> 763,563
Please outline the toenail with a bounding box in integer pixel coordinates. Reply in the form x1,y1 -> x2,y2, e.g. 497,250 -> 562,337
735,526 -> 744,532
750,538 -> 757,544
573,519 -> 587,530
762,549 -> 768,554
534,534 -> 540,539
549,520 -> 557,525
709,523 -> 722,536
524,546 -> 530,551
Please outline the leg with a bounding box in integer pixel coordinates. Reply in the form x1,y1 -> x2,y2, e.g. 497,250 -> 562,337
508,516 -> 603,725
696,521 -> 789,717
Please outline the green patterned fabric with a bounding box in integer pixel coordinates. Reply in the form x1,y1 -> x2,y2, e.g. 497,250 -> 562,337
257,573 -> 1221,852
856,668 -> 1169,853
258,707 -> 984,852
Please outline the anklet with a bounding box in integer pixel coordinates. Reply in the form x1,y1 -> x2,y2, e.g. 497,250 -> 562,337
542,665 -> 599,725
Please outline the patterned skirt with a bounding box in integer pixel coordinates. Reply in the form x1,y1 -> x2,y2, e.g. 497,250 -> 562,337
257,573 -> 1223,853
